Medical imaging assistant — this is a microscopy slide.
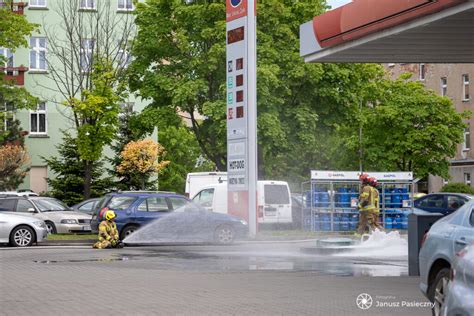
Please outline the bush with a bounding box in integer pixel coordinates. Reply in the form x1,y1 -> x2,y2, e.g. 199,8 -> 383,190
440,183 -> 474,194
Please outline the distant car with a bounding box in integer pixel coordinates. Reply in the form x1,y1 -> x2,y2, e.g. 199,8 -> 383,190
0,212 -> 48,247
419,200 -> 474,315
414,193 -> 473,215
71,198 -> 101,215
91,191 -> 248,243
0,197 -> 92,234
442,244 -> 474,316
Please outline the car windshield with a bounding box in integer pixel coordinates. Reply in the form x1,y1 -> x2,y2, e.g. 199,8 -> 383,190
34,199 -> 70,212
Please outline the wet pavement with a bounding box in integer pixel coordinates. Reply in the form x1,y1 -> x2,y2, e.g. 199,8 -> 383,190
0,241 -> 432,315
5,240 -> 408,277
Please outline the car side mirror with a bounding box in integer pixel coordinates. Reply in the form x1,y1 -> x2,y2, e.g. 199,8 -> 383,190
27,208 -> 36,213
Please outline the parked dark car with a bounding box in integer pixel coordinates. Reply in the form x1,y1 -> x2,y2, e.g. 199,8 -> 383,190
91,191 -> 248,243
414,193 -> 473,215
71,198 -> 101,215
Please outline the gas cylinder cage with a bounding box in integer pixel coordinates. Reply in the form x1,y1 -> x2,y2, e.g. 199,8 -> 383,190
301,171 -> 415,232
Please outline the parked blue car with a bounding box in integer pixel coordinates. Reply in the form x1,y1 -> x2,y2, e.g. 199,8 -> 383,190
419,199 -> 474,315
414,193 -> 473,215
91,191 -> 248,243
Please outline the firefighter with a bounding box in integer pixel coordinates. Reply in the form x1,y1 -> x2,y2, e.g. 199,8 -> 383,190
92,210 -> 123,249
368,177 -> 384,231
356,173 -> 375,236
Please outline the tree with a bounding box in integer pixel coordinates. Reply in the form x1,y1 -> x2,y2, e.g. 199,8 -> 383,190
0,144 -> 29,190
357,75 -> 469,179
129,0 -> 384,185
128,106 -> 215,193
117,139 -> 170,190
0,1 -> 39,189
42,0 -> 135,198
0,1 -> 38,49
43,132 -> 112,205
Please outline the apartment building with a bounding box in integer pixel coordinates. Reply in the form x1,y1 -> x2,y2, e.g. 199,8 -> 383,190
387,63 -> 473,192
1,0 -> 148,193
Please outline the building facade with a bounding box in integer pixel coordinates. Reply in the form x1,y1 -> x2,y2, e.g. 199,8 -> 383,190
1,0 -> 148,193
387,63 -> 473,192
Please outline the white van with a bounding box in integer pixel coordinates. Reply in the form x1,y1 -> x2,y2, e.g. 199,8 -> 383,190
192,180 -> 292,224
185,172 -> 227,198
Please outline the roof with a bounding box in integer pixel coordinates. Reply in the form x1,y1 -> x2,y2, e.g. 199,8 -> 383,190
300,0 -> 474,63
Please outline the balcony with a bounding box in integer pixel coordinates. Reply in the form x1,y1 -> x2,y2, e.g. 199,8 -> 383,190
1,66 -> 28,85
0,2 -> 27,14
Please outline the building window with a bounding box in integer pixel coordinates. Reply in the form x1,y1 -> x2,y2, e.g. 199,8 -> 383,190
118,0 -> 133,11
79,0 -> 95,10
419,63 -> 426,81
462,74 -> 470,101
30,102 -> 47,134
29,0 -> 47,8
465,173 -> 471,186
2,103 -> 16,131
0,47 -> 13,68
80,39 -> 94,72
30,37 -> 47,70
463,124 -> 471,151
440,77 -> 447,96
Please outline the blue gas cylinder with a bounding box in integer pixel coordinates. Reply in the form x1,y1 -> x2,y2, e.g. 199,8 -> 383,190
384,188 -> 393,208
321,213 -> 331,231
350,212 -> 359,231
333,213 -> 340,231
340,211 -> 350,231
319,191 -> 330,207
393,211 -> 402,229
385,215 -> 393,229
401,210 -> 409,229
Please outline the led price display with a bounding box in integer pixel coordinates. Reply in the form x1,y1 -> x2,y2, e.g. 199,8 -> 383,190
227,26 -> 245,44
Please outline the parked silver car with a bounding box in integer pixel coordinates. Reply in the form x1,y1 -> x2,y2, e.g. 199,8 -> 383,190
419,200 -> 474,315
442,244 -> 474,316
0,212 -> 48,247
0,197 -> 92,234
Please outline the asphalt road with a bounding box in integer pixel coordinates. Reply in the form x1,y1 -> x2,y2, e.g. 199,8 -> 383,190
0,241 -> 432,316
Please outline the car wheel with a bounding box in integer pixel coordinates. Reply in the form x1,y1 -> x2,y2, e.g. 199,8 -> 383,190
120,225 -> 139,240
45,221 -> 57,234
428,268 -> 450,316
10,225 -> 35,247
214,225 -> 235,245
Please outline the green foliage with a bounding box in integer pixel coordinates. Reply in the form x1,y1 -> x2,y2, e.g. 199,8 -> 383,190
108,106 -> 154,190
0,1 -> 38,50
43,132 -> 112,205
129,0 -> 384,185
67,59 -> 122,162
441,183 -> 474,195
358,76 -> 469,179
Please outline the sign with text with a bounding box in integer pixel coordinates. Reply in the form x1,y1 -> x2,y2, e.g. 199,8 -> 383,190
226,0 -> 256,234
311,170 -> 413,181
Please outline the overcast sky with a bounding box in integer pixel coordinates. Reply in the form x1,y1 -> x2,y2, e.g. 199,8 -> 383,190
327,0 -> 352,9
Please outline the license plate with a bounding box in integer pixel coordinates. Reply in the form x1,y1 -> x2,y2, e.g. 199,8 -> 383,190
83,225 -> 91,231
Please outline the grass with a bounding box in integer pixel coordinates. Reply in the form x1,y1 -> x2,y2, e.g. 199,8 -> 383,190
46,234 -> 97,240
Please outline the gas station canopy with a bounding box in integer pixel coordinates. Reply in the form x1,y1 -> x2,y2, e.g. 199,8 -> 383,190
300,0 -> 474,63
